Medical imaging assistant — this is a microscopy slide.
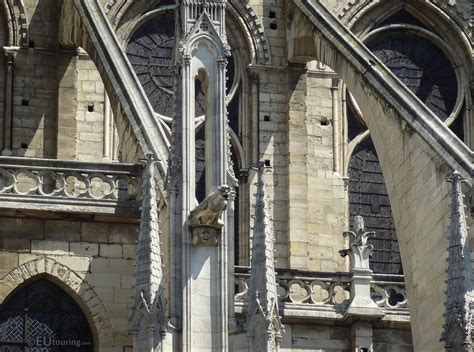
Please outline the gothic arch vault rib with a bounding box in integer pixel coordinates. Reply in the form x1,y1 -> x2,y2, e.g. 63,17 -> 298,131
0,257 -> 114,347
287,1 -> 473,351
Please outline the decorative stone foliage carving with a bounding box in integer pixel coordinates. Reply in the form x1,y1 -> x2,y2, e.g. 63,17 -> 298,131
340,215 -> 374,270
340,215 -> 382,318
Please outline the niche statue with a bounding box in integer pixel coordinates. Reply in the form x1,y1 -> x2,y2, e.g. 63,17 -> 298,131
188,185 -> 232,245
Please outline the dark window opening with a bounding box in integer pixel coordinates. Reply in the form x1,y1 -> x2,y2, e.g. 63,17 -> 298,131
348,139 -> 402,274
0,279 -> 94,351
231,146 -> 240,265
195,126 -> 206,203
366,31 -> 458,122
377,10 -> 428,29
449,104 -> 465,141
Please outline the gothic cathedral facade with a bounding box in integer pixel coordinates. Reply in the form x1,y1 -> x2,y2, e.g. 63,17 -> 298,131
0,0 -> 472,351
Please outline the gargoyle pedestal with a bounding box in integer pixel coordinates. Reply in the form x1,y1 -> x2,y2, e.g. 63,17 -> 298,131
188,185 -> 231,246
340,216 -> 383,319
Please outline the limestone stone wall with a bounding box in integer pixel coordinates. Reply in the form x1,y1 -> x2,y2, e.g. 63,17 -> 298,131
286,62 -> 347,272
0,214 -> 138,350
76,52 -> 106,161
6,0 -> 108,161
230,323 -> 413,351
11,0 -> 59,157
257,67 -> 289,267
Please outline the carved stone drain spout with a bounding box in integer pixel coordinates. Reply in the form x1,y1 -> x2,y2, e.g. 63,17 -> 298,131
188,185 -> 232,246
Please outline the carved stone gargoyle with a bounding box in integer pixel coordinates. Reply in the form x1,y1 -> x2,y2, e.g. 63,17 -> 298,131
188,185 -> 232,245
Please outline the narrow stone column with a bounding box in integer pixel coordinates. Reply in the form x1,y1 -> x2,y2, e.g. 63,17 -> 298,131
102,92 -> 111,160
331,78 -> 341,173
2,47 -> 18,156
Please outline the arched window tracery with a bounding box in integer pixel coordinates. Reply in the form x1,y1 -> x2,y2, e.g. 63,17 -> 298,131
126,6 -> 250,265
0,279 -> 94,351
346,9 -> 464,274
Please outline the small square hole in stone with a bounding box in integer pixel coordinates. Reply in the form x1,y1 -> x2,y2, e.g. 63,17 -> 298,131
21,98 -> 29,106
270,22 -> 277,30
264,115 -> 270,121
87,103 -> 94,112
269,10 -> 276,18
21,143 -> 28,148
320,118 -> 330,126
264,159 -> 271,167
28,40 -> 35,48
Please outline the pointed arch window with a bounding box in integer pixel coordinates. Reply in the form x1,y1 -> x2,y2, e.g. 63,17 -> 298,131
0,279 -> 94,351
347,9 -> 463,274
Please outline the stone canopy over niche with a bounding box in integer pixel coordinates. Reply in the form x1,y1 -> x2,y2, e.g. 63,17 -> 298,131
126,11 -> 235,118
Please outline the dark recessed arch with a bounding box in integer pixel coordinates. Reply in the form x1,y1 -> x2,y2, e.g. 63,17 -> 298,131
0,277 -> 95,351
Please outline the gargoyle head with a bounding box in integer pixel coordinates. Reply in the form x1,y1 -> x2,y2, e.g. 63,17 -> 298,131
218,185 -> 232,200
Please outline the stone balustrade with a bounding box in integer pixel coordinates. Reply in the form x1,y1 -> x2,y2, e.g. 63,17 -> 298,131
370,274 -> 408,310
0,156 -> 143,216
234,266 -> 409,323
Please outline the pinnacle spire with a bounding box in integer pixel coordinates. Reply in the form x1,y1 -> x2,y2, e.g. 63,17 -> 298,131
246,162 -> 283,352
131,156 -> 168,349
441,171 -> 472,351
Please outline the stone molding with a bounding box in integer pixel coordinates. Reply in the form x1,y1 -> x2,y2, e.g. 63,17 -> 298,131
227,0 -> 271,65
3,0 -> 29,47
338,0 -> 471,33
0,256 -> 113,345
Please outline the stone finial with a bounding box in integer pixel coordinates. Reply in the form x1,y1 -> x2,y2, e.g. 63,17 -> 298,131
246,162 -> 284,351
441,171 -> 472,352
340,215 -> 375,270
340,215 -> 382,319
130,156 -> 168,350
